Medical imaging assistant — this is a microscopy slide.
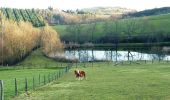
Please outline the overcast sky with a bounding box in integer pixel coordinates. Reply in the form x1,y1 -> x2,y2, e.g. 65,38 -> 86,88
0,0 -> 170,11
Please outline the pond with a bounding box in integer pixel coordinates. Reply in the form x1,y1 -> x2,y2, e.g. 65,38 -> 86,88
65,49 -> 170,62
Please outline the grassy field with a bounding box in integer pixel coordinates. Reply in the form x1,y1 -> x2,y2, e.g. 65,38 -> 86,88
0,49 -> 68,100
53,14 -> 170,43
14,62 -> 170,100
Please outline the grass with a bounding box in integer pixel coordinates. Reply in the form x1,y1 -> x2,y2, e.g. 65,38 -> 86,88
0,49 -> 68,100
14,61 -> 170,100
16,49 -> 68,69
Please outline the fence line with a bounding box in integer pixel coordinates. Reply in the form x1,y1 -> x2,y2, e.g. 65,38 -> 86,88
10,64 -> 72,99
0,80 -> 4,100
14,78 -> 18,96
2,60 -> 168,99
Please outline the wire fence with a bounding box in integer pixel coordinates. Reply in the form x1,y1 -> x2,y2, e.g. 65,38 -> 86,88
0,80 -> 4,100
72,59 -> 170,68
0,63 -> 72,100
0,60 -> 169,99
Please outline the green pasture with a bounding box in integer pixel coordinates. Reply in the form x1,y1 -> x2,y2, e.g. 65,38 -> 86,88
0,49 -> 68,100
14,61 -> 170,100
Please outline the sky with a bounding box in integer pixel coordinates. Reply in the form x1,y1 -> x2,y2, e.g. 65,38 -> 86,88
0,0 -> 170,11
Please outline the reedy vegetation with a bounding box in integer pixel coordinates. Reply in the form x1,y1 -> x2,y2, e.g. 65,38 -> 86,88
0,12 -> 62,65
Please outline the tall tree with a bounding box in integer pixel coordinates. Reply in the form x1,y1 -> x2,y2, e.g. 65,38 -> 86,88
124,18 -> 138,61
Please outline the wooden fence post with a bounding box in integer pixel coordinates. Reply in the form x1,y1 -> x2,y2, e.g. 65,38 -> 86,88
57,72 -> 59,80
25,78 -> 28,94
33,77 -> 35,90
65,67 -> 67,73
14,78 -> 18,96
48,73 -> 50,83
59,71 -> 61,78
52,73 -> 53,81
0,80 -> 4,100
55,73 -> 56,80
39,74 -> 41,86
44,75 -> 46,85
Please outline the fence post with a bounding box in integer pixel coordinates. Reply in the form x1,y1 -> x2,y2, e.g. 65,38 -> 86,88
33,77 -> 35,90
57,72 -> 59,80
14,78 -> 18,96
59,70 -> 61,78
65,67 -> 67,73
152,59 -> 153,64
0,80 -> 4,100
25,78 -> 28,94
39,74 -> 41,86
52,73 -> 54,81
55,73 -> 56,80
44,75 -> 46,85
48,73 -> 50,83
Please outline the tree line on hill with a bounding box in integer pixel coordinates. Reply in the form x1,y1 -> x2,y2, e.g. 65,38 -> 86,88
0,8 -> 45,27
61,18 -> 170,45
124,7 -> 170,18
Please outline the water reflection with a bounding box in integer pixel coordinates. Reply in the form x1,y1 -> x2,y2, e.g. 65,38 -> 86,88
65,50 -> 170,62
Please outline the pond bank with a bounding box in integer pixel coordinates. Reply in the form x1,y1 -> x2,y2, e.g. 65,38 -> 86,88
64,42 -> 170,50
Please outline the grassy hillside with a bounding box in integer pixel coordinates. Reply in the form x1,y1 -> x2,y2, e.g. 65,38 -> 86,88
0,49 -> 67,100
53,14 -> 170,43
15,61 -> 170,100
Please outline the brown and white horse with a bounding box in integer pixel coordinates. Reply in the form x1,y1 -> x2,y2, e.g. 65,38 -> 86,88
74,70 -> 86,80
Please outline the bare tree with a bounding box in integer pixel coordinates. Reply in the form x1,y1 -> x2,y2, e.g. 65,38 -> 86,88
124,18 -> 138,61
75,23 -> 82,43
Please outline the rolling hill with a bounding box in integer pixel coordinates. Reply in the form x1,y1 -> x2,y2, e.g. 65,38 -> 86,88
53,13 -> 170,44
124,7 -> 170,18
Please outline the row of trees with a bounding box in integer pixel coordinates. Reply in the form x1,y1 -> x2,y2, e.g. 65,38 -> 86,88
0,8 -> 45,27
62,17 -> 170,44
124,7 -> 170,18
0,12 -> 62,65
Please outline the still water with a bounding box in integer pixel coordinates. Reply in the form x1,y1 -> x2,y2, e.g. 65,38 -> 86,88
65,50 -> 170,62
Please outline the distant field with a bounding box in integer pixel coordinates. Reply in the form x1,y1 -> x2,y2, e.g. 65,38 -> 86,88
14,62 -> 170,100
53,14 -> 170,43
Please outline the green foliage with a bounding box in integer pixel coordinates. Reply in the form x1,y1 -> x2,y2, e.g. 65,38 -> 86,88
53,14 -> 170,43
0,8 -> 45,27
